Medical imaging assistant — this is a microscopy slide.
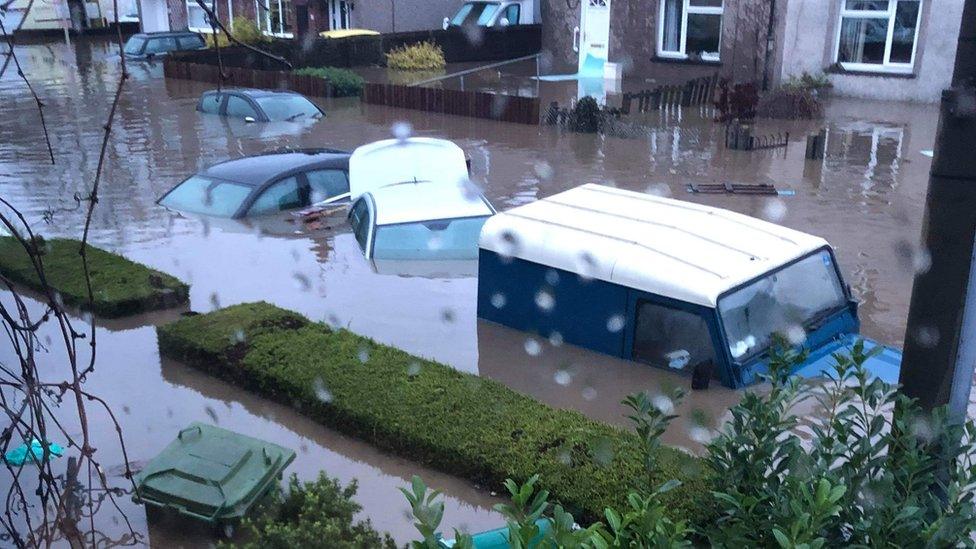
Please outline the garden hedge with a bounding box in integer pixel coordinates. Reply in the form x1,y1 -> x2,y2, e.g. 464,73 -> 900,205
156,302 -> 708,523
0,237 -> 189,318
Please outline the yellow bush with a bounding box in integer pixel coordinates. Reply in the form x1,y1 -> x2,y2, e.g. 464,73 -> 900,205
385,41 -> 446,71
204,17 -> 269,48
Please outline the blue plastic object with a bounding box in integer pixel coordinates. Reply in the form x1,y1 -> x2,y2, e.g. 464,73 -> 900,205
3,439 -> 64,466
438,519 -> 552,548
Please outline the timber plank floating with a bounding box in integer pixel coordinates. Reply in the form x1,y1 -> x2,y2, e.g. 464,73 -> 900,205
0,237 -> 189,318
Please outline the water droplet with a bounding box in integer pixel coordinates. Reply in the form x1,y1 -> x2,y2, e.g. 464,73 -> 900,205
427,234 -> 444,251
914,326 -> 940,348
533,161 -> 553,180
548,331 -> 564,347
786,325 -> 806,345
651,395 -> 675,415
554,370 -> 572,386
535,289 -> 555,312
312,378 -> 333,403
407,362 -> 422,377
689,426 -> 712,444
645,183 -> 671,197
209,292 -> 221,310
762,198 -> 787,222
357,348 -> 370,363
582,387 -> 597,401
392,121 -> 413,141
574,251 -> 598,280
545,270 -> 560,286
496,229 -> 521,259
524,338 -> 542,356
490,292 -> 507,309
232,329 -> 245,343
441,308 -> 455,323
292,272 -> 311,291
606,314 -> 625,333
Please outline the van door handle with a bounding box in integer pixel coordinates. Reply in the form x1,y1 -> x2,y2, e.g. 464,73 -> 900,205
573,26 -> 580,52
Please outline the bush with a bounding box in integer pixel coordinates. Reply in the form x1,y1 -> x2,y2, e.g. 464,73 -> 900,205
204,17 -> 269,48
385,41 -> 446,71
156,303 -> 708,523
226,473 -> 396,548
757,88 -> 824,119
293,67 -> 365,97
570,96 -> 601,133
0,236 -> 188,317
782,71 -> 832,92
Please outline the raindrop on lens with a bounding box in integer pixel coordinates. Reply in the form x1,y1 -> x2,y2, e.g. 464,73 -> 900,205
554,370 -> 572,386
689,426 -> 711,444
606,314 -> 625,333
545,270 -> 560,286
490,292 -> 507,309
651,394 -> 675,415
548,331 -> 564,346
292,272 -> 311,291
441,308 -> 455,323
644,183 -> 671,197
312,378 -> 333,403
762,198 -> 787,222
786,325 -> 806,345
392,121 -> 413,141
574,251 -> 597,280
427,234 -> 444,251
209,292 -> 221,310
232,329 -> 245,343
496,230 -> 520,259
357,348 -> 370,363
524,338 -> 542,356
582,387 -> 597,401
535,289 -> 555,312
407,362 -> 422,377
533,161 -> 553,180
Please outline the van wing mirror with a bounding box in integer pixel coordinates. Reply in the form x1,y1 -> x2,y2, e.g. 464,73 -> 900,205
443,16 -> 450,30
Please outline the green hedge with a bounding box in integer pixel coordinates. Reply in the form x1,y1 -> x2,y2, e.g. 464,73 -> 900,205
157,302 -> 707,523
0,237 -> 189,318
293,67 -> 365,97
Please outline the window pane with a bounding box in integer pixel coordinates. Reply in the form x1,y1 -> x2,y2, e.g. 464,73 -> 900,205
254,95 -> 321,121
281,0 -> 293,34
186,2 -> 212,29
144,37 -> 178,54
689,0 -> 722,7
890,0 -> 920,63
661,0 -> 683,53
372,216 -> 490,260
225,96 -> 258,119
249,177 -> 304,215
502,4 -> 519,24
845,0 -> 889,10
633,302 -> 716,374
199,93 -> 222,114
450,3 -> 475,25
306,170 -> 348,203
123,36 -> 146,55
178,35 -> 205,50
159,176 -> 251,218
686,12 -> 721,58
838,17 -> 888,64
476,4 -> 499,25
269,0 -> 283,33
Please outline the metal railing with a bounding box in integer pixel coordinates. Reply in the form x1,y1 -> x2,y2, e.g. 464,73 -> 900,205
407,53 -> 542,92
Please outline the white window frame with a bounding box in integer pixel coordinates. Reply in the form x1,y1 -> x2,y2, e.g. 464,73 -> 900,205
656,0 -> 723,62
186,0 -> 232,33
256,0 -> 294,38
833,0 -> 922,74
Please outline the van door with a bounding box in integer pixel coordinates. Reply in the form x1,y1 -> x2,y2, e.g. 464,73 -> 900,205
577,0 -> 611,75
630,297 -> 724,384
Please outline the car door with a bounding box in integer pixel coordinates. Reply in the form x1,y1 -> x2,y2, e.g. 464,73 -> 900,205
198,92 -> 223,114
224,94 -> 263,121
304,168 -> 350,205
629,296 -> 723,384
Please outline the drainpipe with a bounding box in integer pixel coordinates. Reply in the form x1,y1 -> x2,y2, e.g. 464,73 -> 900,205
898,0 -> 976,422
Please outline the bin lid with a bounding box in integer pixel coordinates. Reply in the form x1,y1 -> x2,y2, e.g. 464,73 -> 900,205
134,422 -> 295,524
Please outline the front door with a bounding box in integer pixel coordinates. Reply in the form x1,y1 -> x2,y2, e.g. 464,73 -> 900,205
295,4 -> 309,36
577,0 -> 610,75
328,0 -> 350,30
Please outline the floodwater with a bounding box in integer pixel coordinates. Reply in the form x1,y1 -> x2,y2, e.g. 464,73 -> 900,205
0,36 -> 945,544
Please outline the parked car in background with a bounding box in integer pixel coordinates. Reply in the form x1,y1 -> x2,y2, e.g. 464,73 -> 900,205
157,149 -> 350,219
349,181 -> 495,260
196,89 -> 324,123
123,31 -> 206,60
443,0 -> 539,29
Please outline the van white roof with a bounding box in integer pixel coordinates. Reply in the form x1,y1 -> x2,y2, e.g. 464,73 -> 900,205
478,184 -> 830,307
368,181 -> 494,226
349,138 -> 468,200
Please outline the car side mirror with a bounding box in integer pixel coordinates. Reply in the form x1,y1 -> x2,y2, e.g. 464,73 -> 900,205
443,17 -> 450,30
244,116 -> 256,123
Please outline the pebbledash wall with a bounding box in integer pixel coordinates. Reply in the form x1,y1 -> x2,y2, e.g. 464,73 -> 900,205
771,0 -> 963,103
164,0 -> 463,37
541,0 -> 962,102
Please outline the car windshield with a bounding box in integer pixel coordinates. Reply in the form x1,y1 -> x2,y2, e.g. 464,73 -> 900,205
254,95 -> 322,122
451,2 -> 498,25
372,216 -> 490,260
719,249 -> 848,361
159,175 -> 252,218
124,37 -> 146,55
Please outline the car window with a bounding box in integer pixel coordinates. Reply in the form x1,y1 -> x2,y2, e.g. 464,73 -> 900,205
305,169 -> 348,203
198,93 -> 222,114
177,35 -> 205,50
372,215 -> 489,260
477,3 -> 500,24
144,37 -> 177,55
633,301 -> 717,376
159,175 -> 251,218
349,198 -> 371,251
501,4 -> 519,24
123,36 -> 146,55
225,95 -> 259,119
253,95 -> 321,122
248,177 -> 304,215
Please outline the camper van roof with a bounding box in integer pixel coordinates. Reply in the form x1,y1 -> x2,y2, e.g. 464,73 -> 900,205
478,184 -> 830,308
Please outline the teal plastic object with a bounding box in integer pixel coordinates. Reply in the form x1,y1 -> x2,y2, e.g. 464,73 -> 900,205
133,422 -> 296,525
3,439 -> 64,466
439,519 -> 552,548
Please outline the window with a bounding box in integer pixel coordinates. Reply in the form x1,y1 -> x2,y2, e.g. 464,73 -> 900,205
501,4 -> 519,25
719,250 -> 848,362
225,95 -> 258,119
349,199 -> 371,251
305,169 -> 349,204
253,95 -> 321,121
476,3 -> 500,25
372,216 -> 490,260
123,36 -> 146,55
328,0 -> 350,30
198,93 -> 222,114
835,0 -> 921,73
177,34 -> 206,50
658,0 -> 723,61
144,37 -> 178,55
186,0 -> 213,31
256,0 -> 293,37
633,301 -> 717,374
248,177 -> 303,215
159,176 -> 252,218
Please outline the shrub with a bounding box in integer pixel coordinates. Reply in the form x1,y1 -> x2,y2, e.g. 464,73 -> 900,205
226,473 -> 396,548
385,41 -> 446,71
782,71 -> 832,92
570,96 -> 601,133
293,66 -> 365,97
757,88 -> 824,119
204,17 -> 269,48
0,236 -> 188,317
156,303 -> 708,524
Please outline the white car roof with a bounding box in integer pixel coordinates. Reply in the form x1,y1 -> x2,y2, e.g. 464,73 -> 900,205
367,181 -> 494,226
478,184 -> 830,308
349,138 -> 468,200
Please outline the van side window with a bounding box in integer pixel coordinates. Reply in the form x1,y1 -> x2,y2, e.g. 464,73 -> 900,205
199,93 -> 222,114
632,301 -> 716,375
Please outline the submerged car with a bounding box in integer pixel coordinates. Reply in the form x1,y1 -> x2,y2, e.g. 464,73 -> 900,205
123,31 -> 206,60
157,149 -> 350,219
196,89 -> 324,123
349,181 -> 495,260
478,183 -> 902,390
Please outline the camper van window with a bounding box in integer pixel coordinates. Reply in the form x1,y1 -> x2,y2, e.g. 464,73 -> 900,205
719,249 -> 847,361
633,301 -> 716,374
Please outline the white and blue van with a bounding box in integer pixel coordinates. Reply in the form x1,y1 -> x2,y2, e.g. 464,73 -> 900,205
477,184 -> 901,389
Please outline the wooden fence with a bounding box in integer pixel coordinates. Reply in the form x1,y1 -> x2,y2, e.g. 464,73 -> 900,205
163,59 -> 334,97
622,74 -> 718,114
362,82 -> 540,125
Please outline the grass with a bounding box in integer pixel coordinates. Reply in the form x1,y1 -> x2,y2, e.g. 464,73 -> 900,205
0,237 -> 189,318
292,67 -> 365,97
157,302 -> 708,523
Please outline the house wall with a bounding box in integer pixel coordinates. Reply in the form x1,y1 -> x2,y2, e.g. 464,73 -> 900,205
353,0 -> 464,33
775,0 -> 963,102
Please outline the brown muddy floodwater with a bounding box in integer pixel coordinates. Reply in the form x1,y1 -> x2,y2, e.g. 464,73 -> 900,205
0,37 -> 948,545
